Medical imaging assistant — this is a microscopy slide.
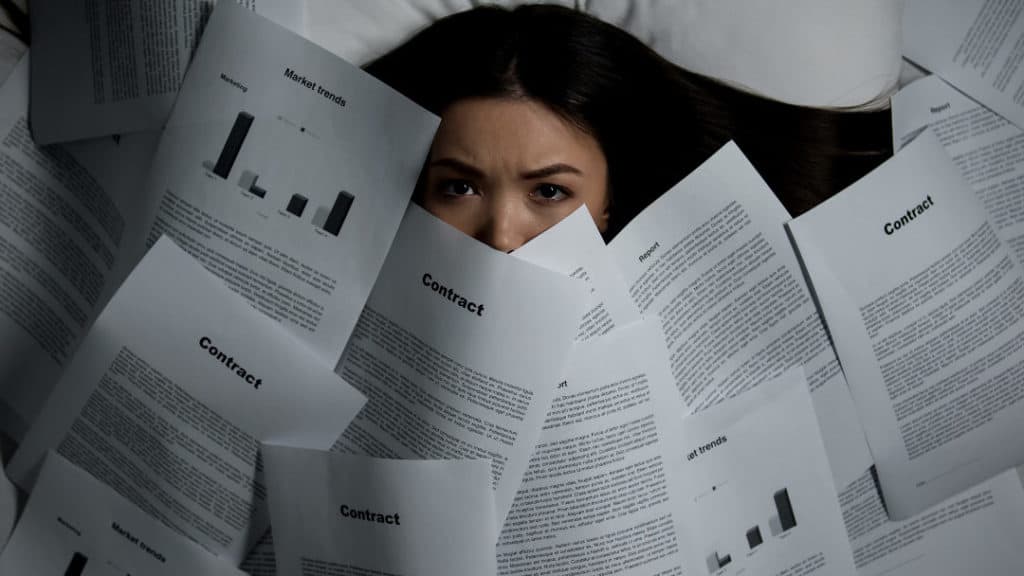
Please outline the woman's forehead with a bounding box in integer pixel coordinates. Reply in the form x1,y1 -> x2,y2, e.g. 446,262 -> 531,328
430,97 -> 607,176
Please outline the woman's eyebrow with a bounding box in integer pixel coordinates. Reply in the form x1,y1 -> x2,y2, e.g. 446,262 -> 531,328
429,157 -> 485,178
521,163 -> 583,179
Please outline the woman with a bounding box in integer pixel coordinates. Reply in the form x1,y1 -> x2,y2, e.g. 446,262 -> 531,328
365,4 -> 891,251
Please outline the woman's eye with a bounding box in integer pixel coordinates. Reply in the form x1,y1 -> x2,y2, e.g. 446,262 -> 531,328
440,180 -> 477,197
532,184 -> 569,202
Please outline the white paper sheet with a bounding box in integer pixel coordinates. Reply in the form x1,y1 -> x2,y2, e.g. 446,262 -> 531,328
904,0 -> 1024,131
0,55 -> 162,440
8,237 -> 365,564
238,530 -> 276,576
333,204 -> 585,528
0,445 -> 15,555
262,444 -> 497,576
496,319 -> 688,575
892,74 -> 1024,265
2,2 -> 437,437
838,467 -> 1024,576
607,141 -> 872,490
29,0 -> 306,144
0,451 -> 245,575
513,205 -> 639,341
666,369 -> 857,576
787,131 -> 1024,519
134,1 -> 438,367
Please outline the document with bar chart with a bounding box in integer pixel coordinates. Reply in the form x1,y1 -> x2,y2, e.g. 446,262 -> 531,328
133,1 -> 440,365
667,370 -> 856,576
0,452 -> 245,575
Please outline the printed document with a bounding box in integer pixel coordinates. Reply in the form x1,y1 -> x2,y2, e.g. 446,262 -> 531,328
607,141 -> 872,489
1,3 -> 437,437
892,74 -> 1024,264
262,444 -> 497,576
133,1 -> 439,365
513,205 -> 640,341
496,319 -> 688,576
904,0 -> 1024,130
665,369 -> 857,576
838,467 -> 1024,576
0,446 -> 14,554
333,204 -> 585,527
7,237 -> 365,564
0,451 -> 244,575
239,531 -> 275,576
788,131 -> 1024,519
30,0 -> 306,144
0,55 -> 161,439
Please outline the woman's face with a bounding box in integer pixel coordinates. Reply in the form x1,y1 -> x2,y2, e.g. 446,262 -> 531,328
420,97 -> 609,252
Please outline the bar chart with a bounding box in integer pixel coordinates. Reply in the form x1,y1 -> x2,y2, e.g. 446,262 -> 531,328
678,375 -> 854,576
237,170 -> 266,198
705,487 -> 798,574
287,194 -> 308,217
200,111 -> 357,239
210,111 -> 253,179
201,111 -> 269,199
310,191 -> 354,236
769,488 -> 797,536
64,552 -> 88,576
745,526 -> 763,549
706,551 -> 732,573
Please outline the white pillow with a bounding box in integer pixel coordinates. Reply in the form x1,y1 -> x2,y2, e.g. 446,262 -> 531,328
585,0 -> 904,108
305,0 -> 903,108
305,0 -> 578,67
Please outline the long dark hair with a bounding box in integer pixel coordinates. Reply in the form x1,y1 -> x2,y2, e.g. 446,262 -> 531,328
365,4 -> 891,239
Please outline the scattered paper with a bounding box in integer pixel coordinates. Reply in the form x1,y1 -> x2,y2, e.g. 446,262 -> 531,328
608,141 -> 872,489
132,1 -> 439,366
262,444 -> 497,576
788,131 -> 1024,518
0,55 -> 161,439
665,369 -> 857,575
29,0 -> 307,144
0,451 -> 245,575
513,205 -> 640,341
334,204 -> 585,527
0,445 -> 16,554
9,237 -> 365,563
892,74 -> 1024,264
904,0 -> 1024,131
496,319 -> 689,575
839,467 -> 1024,576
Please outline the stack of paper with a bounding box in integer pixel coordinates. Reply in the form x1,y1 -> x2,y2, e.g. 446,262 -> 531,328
0,3 -> 1023,576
